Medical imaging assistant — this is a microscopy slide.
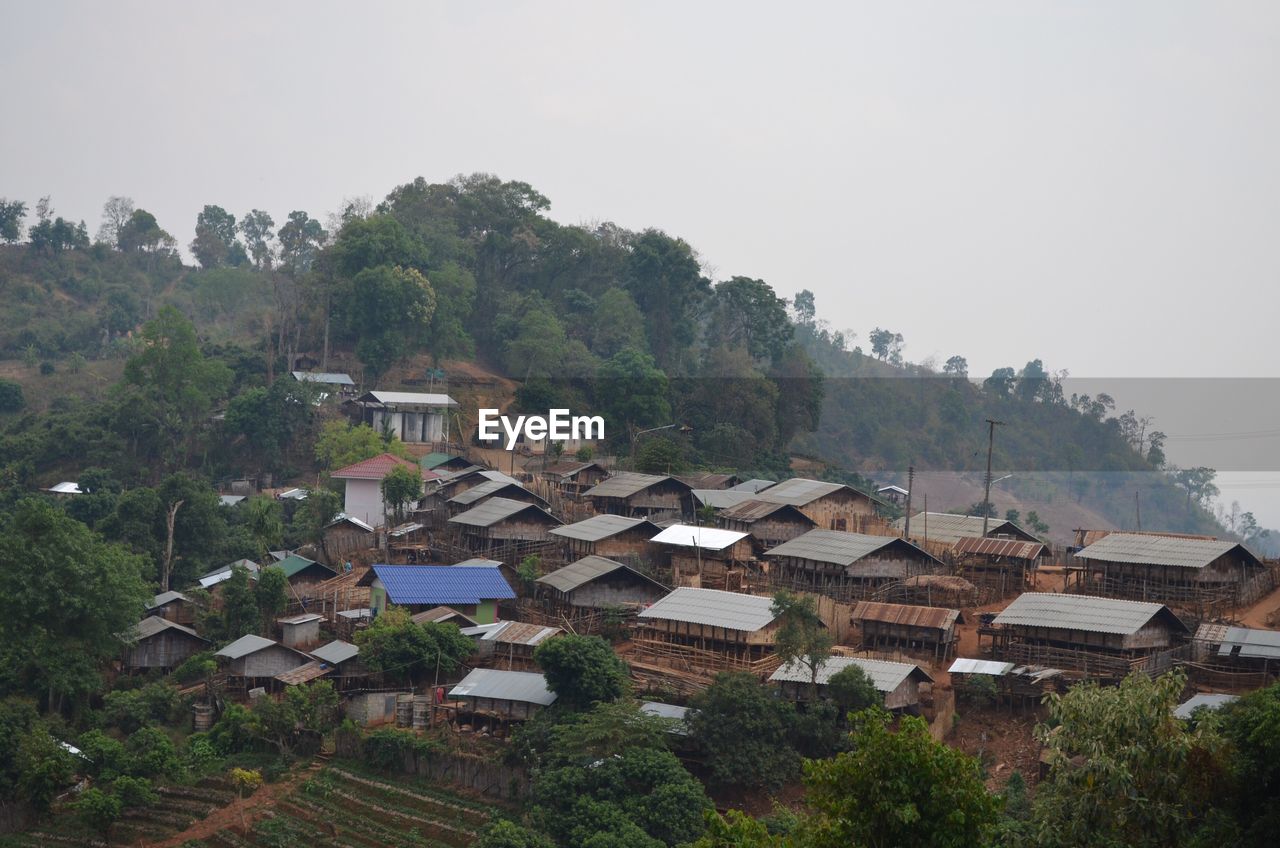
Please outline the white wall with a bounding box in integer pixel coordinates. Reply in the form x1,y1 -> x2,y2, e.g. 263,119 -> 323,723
344,479 -> 387,527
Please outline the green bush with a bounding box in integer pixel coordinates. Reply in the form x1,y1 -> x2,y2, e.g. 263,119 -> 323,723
362,728 -> 440,773
172,652 -> 217,685
0,380 -> 23,412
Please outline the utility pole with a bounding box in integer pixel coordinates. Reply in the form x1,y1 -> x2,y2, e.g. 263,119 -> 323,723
1135,490 -> 1142,532
981,419 -> 1004,536
903,465 -> 914,538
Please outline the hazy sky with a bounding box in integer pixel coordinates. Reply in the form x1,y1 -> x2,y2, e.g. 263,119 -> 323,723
4,2 -> 1280,519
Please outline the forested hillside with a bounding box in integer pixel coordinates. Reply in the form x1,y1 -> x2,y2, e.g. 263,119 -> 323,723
0,179 -> 1266,549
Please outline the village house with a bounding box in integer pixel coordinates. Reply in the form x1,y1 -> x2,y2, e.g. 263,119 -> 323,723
678,472 -> 741,490
420,452 -> 474,474
310,640 -> 365,690
425,467 -> 520,514
690,489 -> 758,511
273,662 -> 333,690
849,601 -> 962,662
447,496 -> 562,554
537,459 -> 610,499
633,587 -> 797,675
359,564 -> 515,623
986,592 -> 1190,679
650,524 -> 754,590
728,478 -> 776,494
330,452 -> 426,528
755,478 -> 886,533
536,555 -> 668,610
197,558 -> 259,589
446,479 -> 550,516
763,530 -> 943,603
215,634 -> 312,694
322,513 -> 376,563
584,472 -> 694,521
875,484 -> 909,506
895,512 -> 1041,553
349,390 -> 459,444
770,655 -> 933,712
1191,623 -> 1280,686
549,514 -> 663,565
145,590 -> 199,626
121,616 -> 208,672
952,536 -> 1047,599
448,668 -> 558,731
291,371 -> 356,399
1070,533 -> 1270,611
717,500 -> 817,551
462,620 -> 563,671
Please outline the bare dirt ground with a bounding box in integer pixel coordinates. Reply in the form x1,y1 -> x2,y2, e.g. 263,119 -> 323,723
1236,582 -> 1280,628
949,702 -> 1044,790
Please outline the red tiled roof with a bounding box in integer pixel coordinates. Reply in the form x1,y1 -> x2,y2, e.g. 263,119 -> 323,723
331,453 -> 423,480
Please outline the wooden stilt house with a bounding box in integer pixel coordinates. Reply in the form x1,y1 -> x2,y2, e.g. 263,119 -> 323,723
763,530 -> 943,603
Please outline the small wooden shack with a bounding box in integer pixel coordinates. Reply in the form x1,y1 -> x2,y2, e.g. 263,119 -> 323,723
447,496 -> 562,554
310,639 -> 366,690
122,616 -> 208,671
718,500 -> 817,550
987,593 -> 1190,679
849,601 -> 962,662
953,536 -> 1046,599
549,514 -> 663,566
273,553 -> 340,593
322,513 -> 376,563
1070,533 -> 1270,611
411,606 -> 478,627
463,620 -> 563,671
446,480 -> 549,516
770,656 -> 933,712
536,555 -> 668,609
538,460 -> 610,498
1190,623 -> 1280,687
215,634 -> 311,693
895,512 -> 1041,555
634,587 -> 792,674
755,478 -> 885,533
764,530 -> 943,602
146,590 -> 200,626
359,564 -> 516,623
650,524 -> 754,589
278,613 -> 323,650
448,668 -> 558,730
584,472 -> 693,521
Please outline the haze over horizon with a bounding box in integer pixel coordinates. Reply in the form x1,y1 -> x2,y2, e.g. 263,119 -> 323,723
4,1 -> 1279,525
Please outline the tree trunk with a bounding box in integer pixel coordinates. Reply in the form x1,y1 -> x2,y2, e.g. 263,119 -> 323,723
163,500 -> 185,591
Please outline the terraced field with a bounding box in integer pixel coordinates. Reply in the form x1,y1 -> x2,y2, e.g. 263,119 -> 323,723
184,765 -> 493,848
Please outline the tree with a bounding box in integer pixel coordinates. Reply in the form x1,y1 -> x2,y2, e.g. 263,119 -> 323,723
770,590 -> 833,701
0,699 -> 76,812
708,276 -> 794,362
0,500 -> 148,712
314,421 -> 410,470
254,566 -> 289,634
294,487 -> 343,555
1215,682 -> 1280,846
1171,466 -> 1219,512
244,497 -> 283,564
869,327 -> 904,364
596,348 -> 671,432
276,210 -> 326,275
73,787 -> 123,842
1032,669 -> 1220,848
476,821 -> 556,848
0,379 -> 24,413
340,264 -> 437,381
221,563 -> 260,641
984,367 -> 1017,398
116,209 -> 174,253
190,204 -> 239,268
381,464 -> 422,524
826,664 -> 881,715
0,198 -> 27,243
240,209 -> 276,269
792,289 -> 817,328
624,229 -> 710,370
589,288 -> 647,357
533,634 -> 629,709
943,355 -> 968,378
1024,510 -> 1049,536
803,710 -> 999,848
1016,359 -> 1049,402
687,672 -> 800,789
355,609 -> 473,687
632,435 -> 687,474
95,196 -> 134,246
546,701 -> 674,766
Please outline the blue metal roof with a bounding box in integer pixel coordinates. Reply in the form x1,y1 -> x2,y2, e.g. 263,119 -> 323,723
372,564 -> 515,606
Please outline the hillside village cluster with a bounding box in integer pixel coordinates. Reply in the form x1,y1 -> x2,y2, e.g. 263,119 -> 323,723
107,376 -> 1280,758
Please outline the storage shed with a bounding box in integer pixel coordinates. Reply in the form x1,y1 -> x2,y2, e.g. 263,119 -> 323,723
770,656 -> 933,712
849,601 -> 962,662
584,472 -> 693,521
121,616 -> 208,671
448,668 -> 558,728
987,593 -> 1190,679
215,634 -> 311,693
359,564 -> 516,623
634,587 -> 793,673
146,590 -> 199,626
277,612 -> 323,649
538,460 -> 610,498
717,500 -> 817,550
447,496 -> 562,553
763,530 -> 943,602
273,553 -> 340,592
755,478 -> 885,533
536,555 -> 668,609
549,514 -> 663,565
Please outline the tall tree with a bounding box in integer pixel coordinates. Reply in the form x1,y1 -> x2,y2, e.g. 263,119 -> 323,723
533,635 -> 629,709
380,465 -> 422,525
340,264 -> 436,382
707,276 -> 794,363
771,590 -> 833,701
240,209 -> 276,269
0,198 -> 27,243
96,196 -> 135,246
624,229 -> 709,370
116,209 -> 175,254
190,204 -> 239,268
276,210 -> 326,275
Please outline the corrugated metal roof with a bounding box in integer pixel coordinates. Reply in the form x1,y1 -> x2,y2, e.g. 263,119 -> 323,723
337,608 -> 372,620
718,500 -> 815,525
1074,533 -> 1260,570
765,529 -> 929,567
370,564 -> 516,605
278,613 -> 322,626
388,522 -> 426,538
125,616 -> 204,642
877,485 -> 909,496
448,479 -> 545,507
728,479 -> 776,494
585,472 -> 688,499
326,512 -> 375,532
454,557 -> 502,568
953,536 -> 1046,560
1216,626 -> 1280,659
894,513 -> 1039,546
550,514 -> 660,542
275,661 -> 331,685
448,496 -> 559,529
679,473 -> 739,489
650,524 -> 750,551
1174,693 -> 1238,719
219,495 -> 246,506
640,702 -> 689,721
850,601 -> 960,631
755,477 -> 854,506
198,559 -> 260,588
148,590 -> 190,609
993,593 -> 1185,636
537,556 -> 665,593
770,656 -> 932,690
331,453 -> 421,480
411,606 -> 477,626
362,391 -> 458,407
638,587 -> 779,632
311,640 -> 359,665
216,634 -> 280,659
43,481 -> 83,494
275,554 -> 336,580
420,452 -> 461,469
480,621 -> 562,646
449,668 -> 557,706
949,658 -> 1014,676
691,489 -> 757,509
291,371 -> 355,386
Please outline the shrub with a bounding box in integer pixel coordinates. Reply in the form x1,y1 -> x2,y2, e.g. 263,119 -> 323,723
362,728 -> 440,773
112,775 -> 158,808
0,380 -> 23,412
